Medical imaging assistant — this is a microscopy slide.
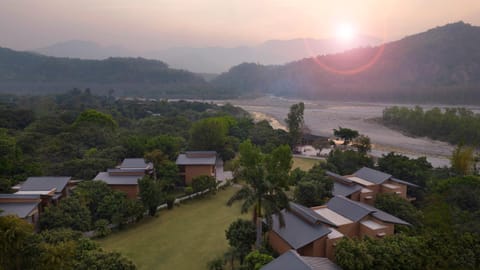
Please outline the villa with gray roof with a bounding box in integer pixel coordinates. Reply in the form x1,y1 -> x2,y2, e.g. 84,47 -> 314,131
0,194 -> 42,228
94,158 -> 154,199
268,196 -> 410,261
327,167 -> 419,204
15,176 -> 72,205
176,151 -> 217,185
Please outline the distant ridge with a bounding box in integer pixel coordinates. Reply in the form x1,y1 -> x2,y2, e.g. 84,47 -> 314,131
0,47 -> 227,99
35,36 -> 381,73
212,22 -> 480,104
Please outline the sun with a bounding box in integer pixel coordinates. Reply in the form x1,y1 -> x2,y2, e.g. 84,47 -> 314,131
336,23 -> 356,41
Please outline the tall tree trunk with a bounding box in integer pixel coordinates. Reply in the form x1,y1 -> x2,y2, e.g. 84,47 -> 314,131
255,201 -> 262,249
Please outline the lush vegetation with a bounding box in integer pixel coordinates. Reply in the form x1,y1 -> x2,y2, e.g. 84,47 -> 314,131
0,217 -> 135,270
0,89 -> 292,191
336,176 -> 480,270
40,181 -> 144,232
383,106 -> 480,145
0,47 -> 238,99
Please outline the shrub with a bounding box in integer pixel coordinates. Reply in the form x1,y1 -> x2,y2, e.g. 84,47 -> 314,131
243,250 -> 273,270
192,175 -> 217,195
94,219 -> 111,238
184,186 -> 194,195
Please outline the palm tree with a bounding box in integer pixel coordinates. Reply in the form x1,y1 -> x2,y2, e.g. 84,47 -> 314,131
227,141 -> 291,248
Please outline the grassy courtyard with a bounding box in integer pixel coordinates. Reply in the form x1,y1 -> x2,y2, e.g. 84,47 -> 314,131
292,156 -> 322,171
98,186 -> 247,270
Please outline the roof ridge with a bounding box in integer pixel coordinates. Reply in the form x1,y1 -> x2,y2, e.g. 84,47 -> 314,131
289,250 -> 314,269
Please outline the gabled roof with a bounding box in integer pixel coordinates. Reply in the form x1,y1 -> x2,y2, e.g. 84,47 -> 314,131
261,250 -> 341,270
327,196 -> 410,226
270,209 -> 331,249
290,202 -> 337,227
94,172 -> 141,185
176,151 -> 217,165
333,181 -> 362,197
0,202 -> 39,218
391,178 -> 420,188
327,196 -> 373,222
20,177 -> 71,193
119,158 -> 153,170
353,167 -> 392,184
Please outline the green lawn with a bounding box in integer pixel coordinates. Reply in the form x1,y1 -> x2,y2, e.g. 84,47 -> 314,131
292,156 -> 322,171
98,186 -> 247,270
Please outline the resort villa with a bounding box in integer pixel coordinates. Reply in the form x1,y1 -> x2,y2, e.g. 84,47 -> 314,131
327,167 -> 419,204
176,151 -> 218,185
94,158 -> 154,199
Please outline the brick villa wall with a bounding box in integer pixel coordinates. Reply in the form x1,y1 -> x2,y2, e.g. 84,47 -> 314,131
185,165 -> 215,185
268,230 -> 293,254
109,185 -> 139,199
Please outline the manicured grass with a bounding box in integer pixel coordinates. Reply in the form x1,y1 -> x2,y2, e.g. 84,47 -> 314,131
97,186 -> 247,270
292,156 -> 322,171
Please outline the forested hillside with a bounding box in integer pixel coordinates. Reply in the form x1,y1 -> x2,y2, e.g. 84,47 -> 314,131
0,90 -> 289,189
0,48 -> 233,98
213,22 -> 480,104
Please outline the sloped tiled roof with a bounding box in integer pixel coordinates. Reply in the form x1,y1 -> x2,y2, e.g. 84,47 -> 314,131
290,202 -> 337,227
333,181 -> 362,197
94,172 -> 141,185
20,177 -> 71,192
119,158 -> 153,169
353,167 -> 392,184
327,196 -> 373,222
0,202 -> 39,218
261,250 -> 341,270
327,196 -> 410,225
176,151 -> 217,165
270,209 -> 331,249
391,177 -> 420,188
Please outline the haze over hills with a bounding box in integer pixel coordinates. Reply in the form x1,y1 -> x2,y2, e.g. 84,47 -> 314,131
213,22 -> 480,104
34,36 -> 381,73
36,40 -> 133,59
2,22 -> 480,103
0,47 -> 226,98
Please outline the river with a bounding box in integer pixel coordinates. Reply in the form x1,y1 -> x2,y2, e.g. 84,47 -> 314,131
219,96 -> 480,168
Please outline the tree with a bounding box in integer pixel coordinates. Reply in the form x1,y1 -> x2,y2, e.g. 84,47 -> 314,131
225,219 -> 256,264
189,117 -> 229,152
352,135 -> 371,153
0,215 -> 36,270
377,152 -> 431,200
243,250 -> 274,270
325,149 -> 374,175
333,127 -> 359,145
138,175 -> 163,216
451,145 -> 475,176
228,141 -> 290,248
375,193 -> 423,227
335,238 -> 373,270
39,197 -> 91,231
294,164 -> 333,207
285,102 -> 305,148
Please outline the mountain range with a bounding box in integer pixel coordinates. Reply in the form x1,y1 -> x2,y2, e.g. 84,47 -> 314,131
35,36 -> 380,74
1,22 -> 480,103
212,21 -> 480,104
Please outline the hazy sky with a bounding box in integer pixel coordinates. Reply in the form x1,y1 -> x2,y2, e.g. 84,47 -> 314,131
1,0 -> 480,51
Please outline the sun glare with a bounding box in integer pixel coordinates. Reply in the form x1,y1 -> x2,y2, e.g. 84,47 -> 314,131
336,23 -> 356,41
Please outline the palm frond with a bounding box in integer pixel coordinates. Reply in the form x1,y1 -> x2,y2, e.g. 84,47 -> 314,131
226,186 -> 253,206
